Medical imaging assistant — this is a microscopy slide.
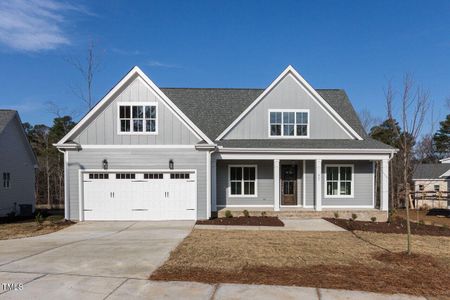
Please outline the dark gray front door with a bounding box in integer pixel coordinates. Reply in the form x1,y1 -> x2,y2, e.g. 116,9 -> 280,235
281,165 -> 297,206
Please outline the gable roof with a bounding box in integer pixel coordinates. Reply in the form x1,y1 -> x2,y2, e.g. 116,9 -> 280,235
413,164 -> 450,180
0,110 -> 16,135
56,66 -> 214,146
215,66 -> 364,141
0,109 -> 37,165
162,88 -> 367,141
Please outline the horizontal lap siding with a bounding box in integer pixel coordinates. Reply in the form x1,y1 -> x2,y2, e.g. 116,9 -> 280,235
321,160 -> 374,206
304,160 -> 315,206
67,148 -> 207,220
216,160 -> 273,206
0,119 -> 35,216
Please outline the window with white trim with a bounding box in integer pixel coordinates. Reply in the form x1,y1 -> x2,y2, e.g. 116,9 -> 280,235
3,172 -> 10,189
229,166 -> 256,196
269,110 -> 309,137
434,185 -> 440,192
119,104 -> 157,133
325,165 -> 353,197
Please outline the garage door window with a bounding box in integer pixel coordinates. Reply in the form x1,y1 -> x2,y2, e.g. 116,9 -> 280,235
89,173 -> 109,179
170,173 -> 190,179
144,173 -> 163,179
116,173 -> 136,179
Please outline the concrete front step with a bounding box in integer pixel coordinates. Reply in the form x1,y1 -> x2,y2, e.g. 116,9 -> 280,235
216,208 -> 388,222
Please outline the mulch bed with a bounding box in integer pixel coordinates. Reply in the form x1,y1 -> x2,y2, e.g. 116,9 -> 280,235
196,216 -> 284,227
150,251 -> 450,297
325,217 -> 450,237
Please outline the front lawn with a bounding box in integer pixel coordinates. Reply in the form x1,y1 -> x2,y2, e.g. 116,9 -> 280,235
151,229 -> 450,298
0,214 -> 73,240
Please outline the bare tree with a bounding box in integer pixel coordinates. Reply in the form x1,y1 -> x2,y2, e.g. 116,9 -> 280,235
66,39 -> 102,110
386,74 -> 430,255
359,108 -> 381,133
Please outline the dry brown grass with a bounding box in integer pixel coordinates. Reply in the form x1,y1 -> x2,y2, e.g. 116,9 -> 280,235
151,229 -> 450,297
0,221 -> 72,240
396,209 -> 450,227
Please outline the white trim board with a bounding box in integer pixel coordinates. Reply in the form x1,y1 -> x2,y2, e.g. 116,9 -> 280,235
57,66 -> 214,146
216,205 -> 274,208
216,65 -> 363,141
78,145 -> 196,149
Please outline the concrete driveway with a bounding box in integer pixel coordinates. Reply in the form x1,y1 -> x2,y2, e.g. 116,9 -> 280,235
0,221 -> 195,299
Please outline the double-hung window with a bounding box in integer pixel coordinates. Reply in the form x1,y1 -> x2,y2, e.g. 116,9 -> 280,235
269,110 -> 309,137
118,103 -> 157,134
325,165 -> 353,197
3,172 -> 10,189
229,165 -> 257,197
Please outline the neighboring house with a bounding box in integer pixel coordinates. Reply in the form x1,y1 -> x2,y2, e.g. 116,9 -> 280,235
0,110 -> 37,217
55,66 -> 396,221
413,163 -> 450,209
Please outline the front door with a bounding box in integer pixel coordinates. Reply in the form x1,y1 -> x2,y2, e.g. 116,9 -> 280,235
281,165 -> 297,206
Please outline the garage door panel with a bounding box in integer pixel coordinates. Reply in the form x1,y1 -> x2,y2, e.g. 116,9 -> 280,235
82,171 -> 196,221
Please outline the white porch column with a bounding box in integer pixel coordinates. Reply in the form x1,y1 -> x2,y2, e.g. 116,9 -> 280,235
380,159 -> 389,211
64,151 -> 69,220
211,157 -> 217,212
315,159 -> 322,211
274,159 -> 280,211
206,151 -> 211,219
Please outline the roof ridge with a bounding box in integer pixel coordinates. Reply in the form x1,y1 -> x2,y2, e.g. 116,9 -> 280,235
161,87 -> 344,91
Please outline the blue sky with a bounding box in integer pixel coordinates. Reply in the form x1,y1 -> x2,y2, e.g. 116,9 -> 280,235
0,0 -> 449,132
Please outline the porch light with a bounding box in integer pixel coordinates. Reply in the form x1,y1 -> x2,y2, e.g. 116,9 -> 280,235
169,159 -> 174,170
102,159 -> 108,170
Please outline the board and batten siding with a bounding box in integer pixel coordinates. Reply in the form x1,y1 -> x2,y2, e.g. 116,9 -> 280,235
67,148 -> 207,220
0,117 -> 36,216
73,76 -> 200,145
216,160 -> 274,207
223,74 -> 351,140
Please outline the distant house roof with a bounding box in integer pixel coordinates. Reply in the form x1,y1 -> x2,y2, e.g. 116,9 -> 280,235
440,157 -> 450,163
0,110 -> 17,135
161,88 -> 367,141
413,164 -> 450,180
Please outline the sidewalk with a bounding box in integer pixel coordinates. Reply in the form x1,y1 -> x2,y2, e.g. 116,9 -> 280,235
107,280 -> 425,300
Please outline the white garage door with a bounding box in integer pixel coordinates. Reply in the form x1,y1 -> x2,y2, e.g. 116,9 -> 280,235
82,171 -> 196,220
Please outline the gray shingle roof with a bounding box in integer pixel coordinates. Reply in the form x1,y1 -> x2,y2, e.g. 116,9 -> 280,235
413,164 -> 450,180
0,110 -> 16,135
217,138 -> 394,149
161,88 -> 367,141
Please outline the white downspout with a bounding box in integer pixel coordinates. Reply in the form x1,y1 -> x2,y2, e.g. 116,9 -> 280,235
57,148 -> 69,220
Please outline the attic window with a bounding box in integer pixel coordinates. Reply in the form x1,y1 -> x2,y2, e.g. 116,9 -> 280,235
269,110 -> 309,137
118,103 -> 157,134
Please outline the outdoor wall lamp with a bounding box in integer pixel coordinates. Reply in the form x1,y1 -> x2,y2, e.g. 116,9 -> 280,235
169,159 -> 174,170
102,159 -> 108,170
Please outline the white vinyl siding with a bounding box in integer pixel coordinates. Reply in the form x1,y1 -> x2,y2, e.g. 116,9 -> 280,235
269,109 -> 310,138
325,165 -> 354,198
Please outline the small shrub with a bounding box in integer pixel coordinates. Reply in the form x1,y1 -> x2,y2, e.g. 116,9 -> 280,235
6,211 -> 16,218
46,215 -> 64,223
261,211 -> 267,217
35,212 -> 44,225
351,213 -> 358,221
418,219 -> 425,225
243,210 -> 250,218
224,210 -> 233,218
443,224 -> 449,229
333,211 -> 339,219
371,216 -> 377,222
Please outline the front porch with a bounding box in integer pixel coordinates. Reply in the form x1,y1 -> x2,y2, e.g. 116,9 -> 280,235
216,207 -> 388,222
210,154 -> 391,220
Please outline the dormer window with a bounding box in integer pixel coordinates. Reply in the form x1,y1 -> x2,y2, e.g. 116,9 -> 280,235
118,102 -> 157,134
269,110 -> 309,137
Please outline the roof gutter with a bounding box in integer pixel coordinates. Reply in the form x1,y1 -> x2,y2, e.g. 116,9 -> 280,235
217,146 -> 398,155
